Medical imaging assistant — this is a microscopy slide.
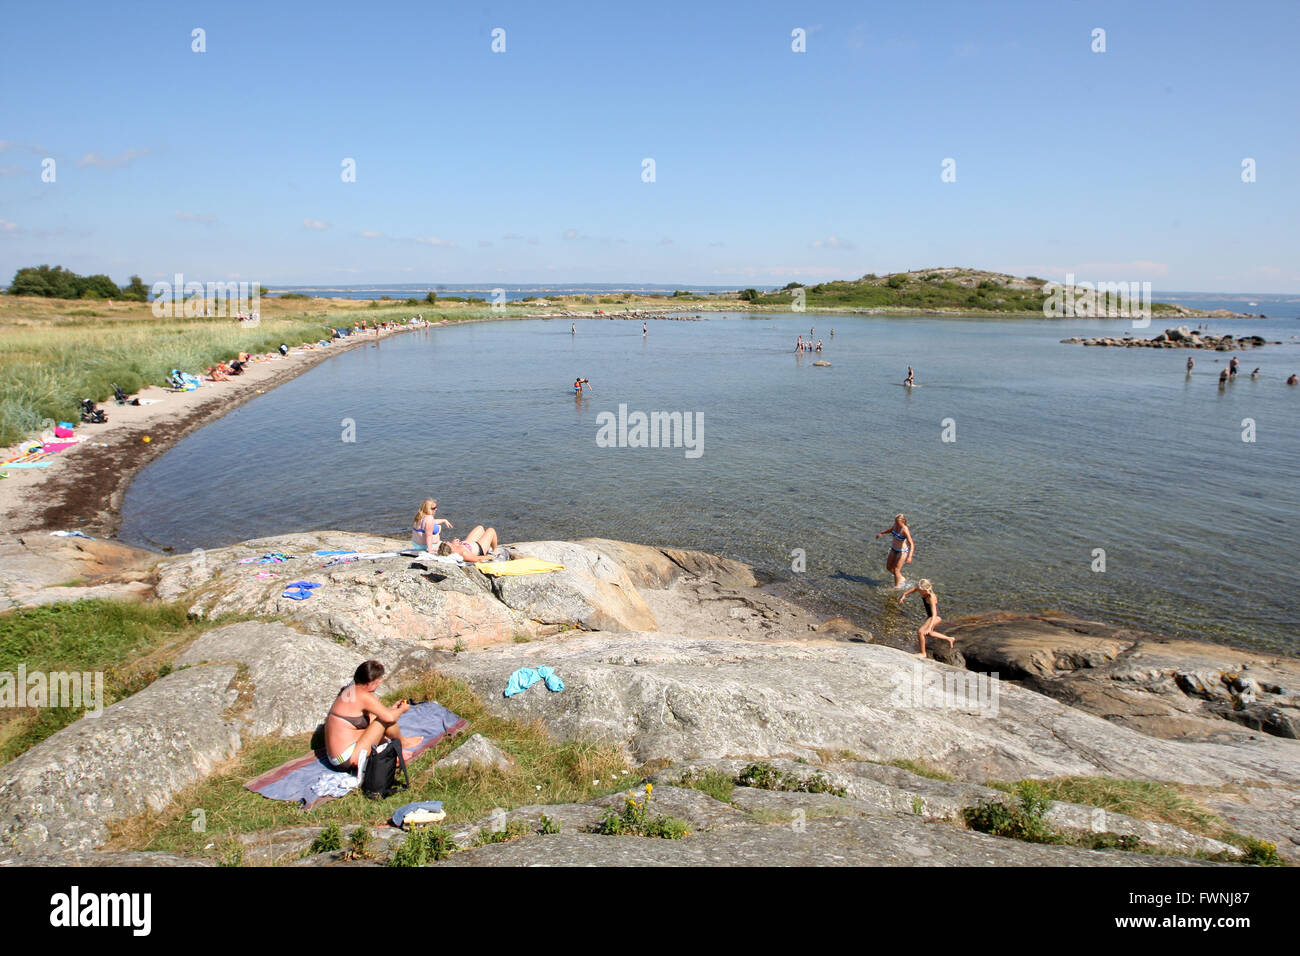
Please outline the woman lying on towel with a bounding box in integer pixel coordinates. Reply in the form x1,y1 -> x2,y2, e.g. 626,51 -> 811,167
438,525 -> 507,563
323,660 -> 423,772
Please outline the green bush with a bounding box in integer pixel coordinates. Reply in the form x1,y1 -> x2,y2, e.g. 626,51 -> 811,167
963,781 -> 1055,843
675,768 -> 735,804
538,814 -> 561,835
390,826 -> 458,866
595,784 -> 690,839
736,763 -> 847,797
886,274 -> 907,289
308,821 -> 343,855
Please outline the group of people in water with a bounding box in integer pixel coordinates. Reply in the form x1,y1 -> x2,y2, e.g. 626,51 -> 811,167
1186,355 -> 1297,387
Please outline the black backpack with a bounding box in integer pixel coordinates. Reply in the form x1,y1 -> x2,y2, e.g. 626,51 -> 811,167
361,739 -> 409,800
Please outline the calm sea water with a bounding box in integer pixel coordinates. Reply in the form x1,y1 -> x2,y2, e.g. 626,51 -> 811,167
120,313 -> 1300,652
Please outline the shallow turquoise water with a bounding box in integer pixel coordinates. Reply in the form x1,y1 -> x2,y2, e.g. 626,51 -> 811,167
120,313 -> 1300,651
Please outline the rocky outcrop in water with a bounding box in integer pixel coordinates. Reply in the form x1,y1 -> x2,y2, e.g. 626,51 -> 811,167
1061,326 -> 1273,349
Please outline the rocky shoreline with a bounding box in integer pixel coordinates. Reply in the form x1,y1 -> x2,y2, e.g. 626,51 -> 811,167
1,530 -> 1296,866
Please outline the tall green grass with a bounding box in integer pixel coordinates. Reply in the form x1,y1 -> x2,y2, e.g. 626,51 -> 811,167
0,315 -> 334,447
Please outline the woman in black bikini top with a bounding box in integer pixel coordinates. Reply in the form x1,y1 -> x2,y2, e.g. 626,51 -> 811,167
322,660 -> 422,770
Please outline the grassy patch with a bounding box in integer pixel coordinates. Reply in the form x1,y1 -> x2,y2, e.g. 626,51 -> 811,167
0,600 -> 228,763
390,826 -> 457,866
736,762 -> 847,797
888,758 -> 955,781
971,778 -> 1285,862
674,768 -> 736,804
104,669 -> 632,861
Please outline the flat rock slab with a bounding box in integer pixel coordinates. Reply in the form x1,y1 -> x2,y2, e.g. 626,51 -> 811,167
437,632 -> 1300,792
498,541 -> 658,632
155,532 -> 536,650
0,534 -> 156,611
176,621 -> 360,737
950,612 -> 1300,742
0,664 -> 242,855
576,538 -> 758,590
436,815 -> 1217,867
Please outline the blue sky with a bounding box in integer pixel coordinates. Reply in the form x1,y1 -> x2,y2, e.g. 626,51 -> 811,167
1,0 -> 1297,291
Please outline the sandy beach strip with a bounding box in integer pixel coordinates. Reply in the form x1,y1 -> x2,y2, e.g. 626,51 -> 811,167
0,324 -> 421,539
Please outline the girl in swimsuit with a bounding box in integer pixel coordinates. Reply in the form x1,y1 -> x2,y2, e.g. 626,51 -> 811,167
898,579 -> 954,658
874,513 -> 915,588
438,525 -> 502,563
323,660 -> 422,771
411,498 -> 451,551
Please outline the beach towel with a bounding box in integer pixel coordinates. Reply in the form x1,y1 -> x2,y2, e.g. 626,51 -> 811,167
504,666 -> 564,698
315,550 -> 357,556
39,441 -> 79,454
237,551 -> 293,564
1,461 -> 51,469
477,558 -> 566,577
245,701 -> 467,808
282,581 -> 322,600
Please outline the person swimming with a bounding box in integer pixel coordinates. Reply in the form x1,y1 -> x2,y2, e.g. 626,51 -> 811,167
1251,367 -> 1260,379
1186,356 -> 1194,373
1229,357 -> 1240,377
904,366 -> 915,386
815,340 -> 823,352
642,322 -> 647,335
571,323 -> 576,334
574,377 -> 590,394
1219,368 -> 1229,388
1288,374 -> 1298,386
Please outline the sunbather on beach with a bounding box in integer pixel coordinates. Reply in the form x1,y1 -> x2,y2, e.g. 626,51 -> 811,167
323,660 -> 422,772
875,513 -> 915,588
439,526 -> 503,562
898,579 -> 954,658
208,365 -> 229,381
410,498 -> 451,551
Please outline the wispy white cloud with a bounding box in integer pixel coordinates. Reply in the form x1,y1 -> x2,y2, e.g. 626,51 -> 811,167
77,148 -> 151,169
478,239 -> 493,247
0,218 -> 19,234
303,218 -> 329,231
810,236 -> 856,250
414,236 -> 455,247
0,164 -> 23,177
360,230 -> 383,239
174,211 -> 216,224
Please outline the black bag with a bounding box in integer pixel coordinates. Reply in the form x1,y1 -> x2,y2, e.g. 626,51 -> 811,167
361,739 -> 409,800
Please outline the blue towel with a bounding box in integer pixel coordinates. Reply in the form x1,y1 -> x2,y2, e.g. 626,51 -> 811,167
315,550 -> 357,556
391,800 -> 445,827
504,666 -> 564,698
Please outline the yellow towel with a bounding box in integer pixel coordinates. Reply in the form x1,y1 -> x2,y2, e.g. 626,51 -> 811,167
476,558 -> 566,577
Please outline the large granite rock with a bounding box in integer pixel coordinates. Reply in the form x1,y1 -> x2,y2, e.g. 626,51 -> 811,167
495,541 -> 658,632
0,664 -> 242,855
155,532 -> 538,650
435,733 -> 513,771
575,538 -> 759,590
0,534 -> 156,610
436,815 -> 1215,868
175,622 -> 360,737
948,612 -> 1300,742
436,631 -> 1300,791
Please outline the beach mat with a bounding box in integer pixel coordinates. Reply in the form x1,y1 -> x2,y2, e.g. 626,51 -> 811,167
245,701 -> 467,808
476,558 -> 566,577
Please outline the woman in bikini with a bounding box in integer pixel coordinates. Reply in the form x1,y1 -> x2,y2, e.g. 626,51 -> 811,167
898,579 -> 954,658
323,660 -> 422,772
410,498 -> 451,552
438,526 -> 504,563
874,513 -> 915,588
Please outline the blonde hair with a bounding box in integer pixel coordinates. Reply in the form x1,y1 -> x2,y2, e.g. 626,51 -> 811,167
412,498 -> 438,526
895,514 -> 907,525
917,579 -> 933,593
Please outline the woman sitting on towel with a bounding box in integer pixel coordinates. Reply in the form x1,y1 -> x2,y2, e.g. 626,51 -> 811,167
324,660 -> 422,772
438,525 -> 504,563
410,498 -> 451,551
